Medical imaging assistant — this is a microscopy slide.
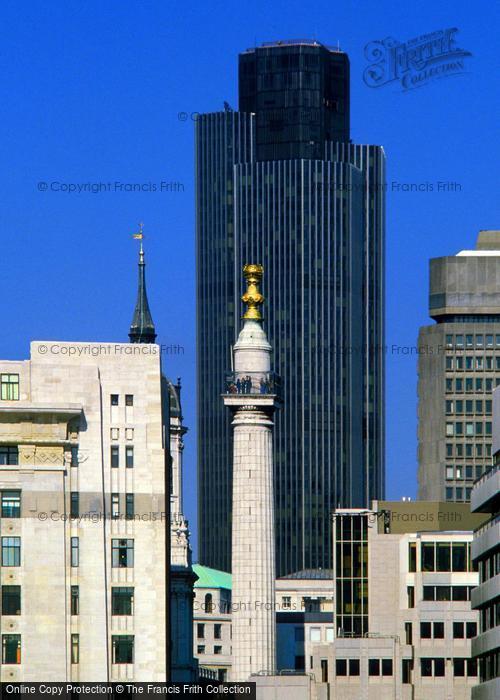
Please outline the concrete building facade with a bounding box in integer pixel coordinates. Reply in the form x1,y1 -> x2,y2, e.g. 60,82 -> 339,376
0,340 -> 169,681
470,385 -> 500,700
418,230 -> 500,503
310,501 -> 487,700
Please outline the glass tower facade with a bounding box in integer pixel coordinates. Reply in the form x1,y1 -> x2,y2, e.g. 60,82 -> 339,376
196,41 -> 385,575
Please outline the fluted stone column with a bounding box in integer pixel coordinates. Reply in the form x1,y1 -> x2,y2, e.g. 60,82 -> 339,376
223,264 -> 280,681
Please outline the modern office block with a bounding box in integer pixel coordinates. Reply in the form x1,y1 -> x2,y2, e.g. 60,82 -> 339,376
418,231 -> 500,502
470,386 -> 500,700
311,500 -> 487,700
197,40 -> 385,576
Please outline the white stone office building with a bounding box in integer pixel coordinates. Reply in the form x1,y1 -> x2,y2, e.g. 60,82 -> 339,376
309,501 -> 487,700
470,385 -> 500,699
0,244 -> 175,680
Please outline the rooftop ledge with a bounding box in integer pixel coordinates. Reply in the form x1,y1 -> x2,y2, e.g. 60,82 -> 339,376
0,404 -> 82,417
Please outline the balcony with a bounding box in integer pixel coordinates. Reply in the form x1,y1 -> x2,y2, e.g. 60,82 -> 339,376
471,464 -> 500,514
224,371 -> 282,400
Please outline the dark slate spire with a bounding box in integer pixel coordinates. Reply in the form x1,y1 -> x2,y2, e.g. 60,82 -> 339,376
129,226 -> 156,343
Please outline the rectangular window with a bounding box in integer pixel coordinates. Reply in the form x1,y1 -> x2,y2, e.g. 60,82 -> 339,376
71,446 -> 79,467
452,586 -> 467,601
1,537 -> 20,566
402,659 -> 413,684
197,645 -> 205,654
452,543 -> 467,571
71,634 -> 79,664
214,646 -> 222,655
407,586 -> 415,608
433,622 -> 444,639
436,586 -> 451,601
434,658 -> 445,677
422,543 -> 435,571
405,622 -> 412,645
349,659 -> 360,676
125,394 -> 134,406
282,596 -> 291,609
1,491 -> 21,518
421,659 -> 432,677
421,622 -> 431,639
110,394 -> 119,406
70,492 -> 79,518
111,446 -> 119,468
2,635 -> 21,664
2,586 -> 21,615
466,622 -> 477,638
197,624 -> 205,639
71,585 -> 79,615
112,587 -> 134,616
112,539 -> 134,568
126,447 -> 134,468
467,658 -> 478,676
408,542 -> 417,572
1,375 -> 19,401
71,537 -> 79,567
381,659 -> 393,676
310,627 -> 321,642
0,447 -> 18,465
321,659 -> 328,682
326,628 -> 334,642
214,624 -> 222,640
453,658 -> 465,677
112,493 -> 120,519
368,659 -> 380,676
112,636 -> 134,664
125,493 -> 134,520
437,543 -> 451,571
336,659 -> 347,676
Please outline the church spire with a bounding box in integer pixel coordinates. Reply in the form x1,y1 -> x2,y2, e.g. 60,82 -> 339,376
129,223 -> 157,344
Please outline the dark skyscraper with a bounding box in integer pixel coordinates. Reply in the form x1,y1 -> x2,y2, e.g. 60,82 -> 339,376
196,40 -> 385,576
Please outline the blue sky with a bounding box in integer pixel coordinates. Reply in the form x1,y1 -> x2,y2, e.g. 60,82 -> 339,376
1,0 -> 499,557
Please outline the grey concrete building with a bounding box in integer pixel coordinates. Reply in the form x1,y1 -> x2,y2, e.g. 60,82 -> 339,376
470,386 -> 500,700
418,230 -> 500,502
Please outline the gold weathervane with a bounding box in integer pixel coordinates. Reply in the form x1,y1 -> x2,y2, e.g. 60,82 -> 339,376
242,264 -> 264,320
132,222 -> 145,253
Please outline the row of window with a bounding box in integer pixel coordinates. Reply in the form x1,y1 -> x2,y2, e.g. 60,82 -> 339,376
446,487 -> 472,502
0,585 -> 133,617
478,549 -> 500,584
1,537 -> 137,570
445,422 -> 492,437
110,446 -> 134,468
407,585 -> 475,607
445,333 -> 500,349
197,645 -> 223,655
1,635 -> 134,665
480,599 -> 500,633
419,621 -> 477,639
408,542 -> 474,573
320,657 -> 477,680
446,442 -> 491,459
446,399 -> 492,415
446,465 -> 480,481
197,623 -> 223,639
110,394 -> 134,407
446,356 -> 500,371
446,376 -> 499,393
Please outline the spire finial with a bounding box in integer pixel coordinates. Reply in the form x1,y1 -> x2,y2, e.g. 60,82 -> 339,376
242,264 -> 264,320
133,221 -> 145,257
129,222 -> 156,343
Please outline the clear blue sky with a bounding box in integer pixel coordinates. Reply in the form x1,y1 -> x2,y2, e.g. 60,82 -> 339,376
1,0 -> 499,557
